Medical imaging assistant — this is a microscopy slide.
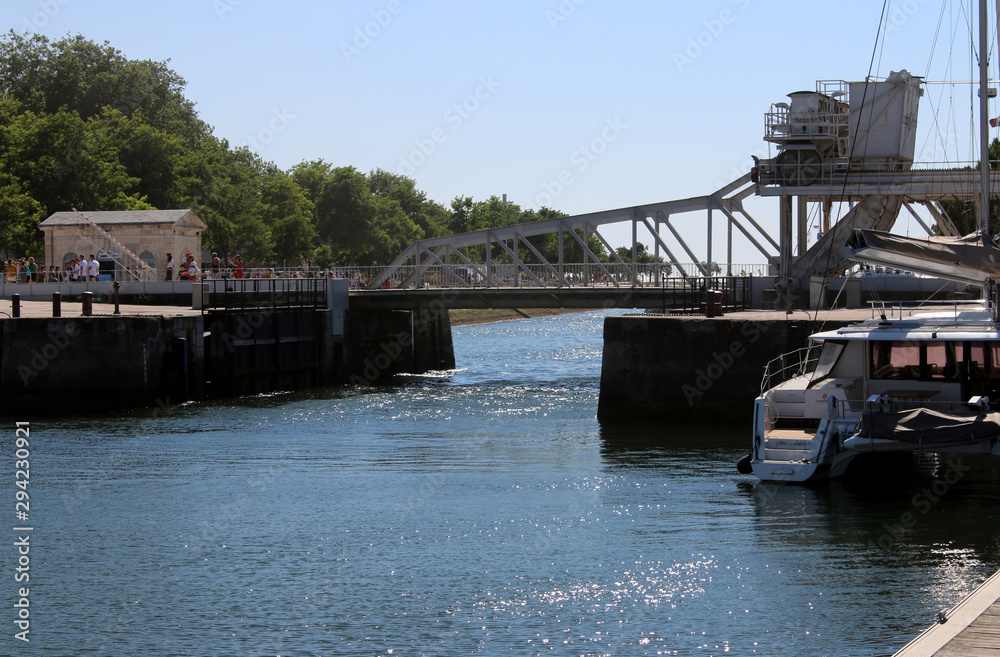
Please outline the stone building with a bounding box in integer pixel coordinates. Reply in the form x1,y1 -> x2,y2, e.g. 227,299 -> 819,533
39,209 -> 207,278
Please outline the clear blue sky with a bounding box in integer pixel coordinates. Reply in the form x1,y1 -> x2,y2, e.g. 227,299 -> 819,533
8,0 -> 992,263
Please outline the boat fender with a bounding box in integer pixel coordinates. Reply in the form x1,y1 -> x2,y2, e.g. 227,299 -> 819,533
736,453 -> 753,475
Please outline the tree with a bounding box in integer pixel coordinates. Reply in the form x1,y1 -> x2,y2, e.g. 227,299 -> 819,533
314,166 -> 373,260
260,173 -> 316,263
0,173 -> 45,257
363,196 -> 423,265
939,137 -> 1000,235
0,31 -> 208,145
615,242 -> 662,264
368,168 -> 449,238
186,146 -> 272,261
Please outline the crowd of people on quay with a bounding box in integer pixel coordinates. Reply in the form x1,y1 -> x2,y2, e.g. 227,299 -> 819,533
2,252 -> 383,289
4,255 -> 102,283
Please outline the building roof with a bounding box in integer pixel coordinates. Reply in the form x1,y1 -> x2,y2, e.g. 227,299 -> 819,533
39,209 -> 207,230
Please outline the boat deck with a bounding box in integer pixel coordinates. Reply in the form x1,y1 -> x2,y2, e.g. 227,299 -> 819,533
894,569 -> 1000,656
767,428 -> 817,440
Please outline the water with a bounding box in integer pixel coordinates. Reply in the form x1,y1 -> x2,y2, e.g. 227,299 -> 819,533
5,309 -> 1000,656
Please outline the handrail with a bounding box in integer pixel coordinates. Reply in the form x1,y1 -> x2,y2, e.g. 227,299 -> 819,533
199,277 -> 326,313
760,345 -> 821,392
865,298 -> 986,320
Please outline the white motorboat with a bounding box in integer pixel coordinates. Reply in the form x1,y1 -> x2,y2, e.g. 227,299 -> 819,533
740,303 -> 1000,482
740,0 -> 1000,483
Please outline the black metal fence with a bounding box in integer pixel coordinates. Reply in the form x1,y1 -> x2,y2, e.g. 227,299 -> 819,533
652,276 -> 753,313
199,278 -> 327,313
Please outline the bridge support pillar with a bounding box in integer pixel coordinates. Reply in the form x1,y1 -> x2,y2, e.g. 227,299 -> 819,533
344,306 -> 455,384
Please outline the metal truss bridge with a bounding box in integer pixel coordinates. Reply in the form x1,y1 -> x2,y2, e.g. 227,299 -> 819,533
369,166 -> 1000,303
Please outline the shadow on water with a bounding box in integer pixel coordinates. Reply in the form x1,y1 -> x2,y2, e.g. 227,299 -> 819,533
598,420 -> 746,456
738,450 -> 1000,570
599,418 -> 1000,571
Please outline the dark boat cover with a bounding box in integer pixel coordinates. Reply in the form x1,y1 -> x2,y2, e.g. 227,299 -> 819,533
857,407 -> 1000,445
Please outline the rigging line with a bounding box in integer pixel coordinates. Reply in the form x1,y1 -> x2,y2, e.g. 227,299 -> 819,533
813,0 -> 892,323
924,0 -> 948,76
921,2 -> 958,164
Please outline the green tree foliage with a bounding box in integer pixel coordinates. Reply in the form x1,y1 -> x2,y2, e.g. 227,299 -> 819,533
615,242 -> 663,264
0,32 -> 206,143
368,168 -> 449,239
261,173 -> 316,264
939,137 -> 1000,236
0,32 -> 572,267
314,166 -> 374,260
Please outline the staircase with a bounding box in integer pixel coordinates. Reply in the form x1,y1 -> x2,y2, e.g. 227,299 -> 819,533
72,208 -> 155,280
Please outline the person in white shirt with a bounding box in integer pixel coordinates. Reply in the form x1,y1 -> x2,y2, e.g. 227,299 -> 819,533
88,255 -> 99,281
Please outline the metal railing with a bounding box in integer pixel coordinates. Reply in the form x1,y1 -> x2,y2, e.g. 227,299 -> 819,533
760,345 -> 821,393
0,263 -> 770,288
199,277 -> 327,313
860,395 -> 989,415
865,299 -> 987,320
362,263 -> 769,290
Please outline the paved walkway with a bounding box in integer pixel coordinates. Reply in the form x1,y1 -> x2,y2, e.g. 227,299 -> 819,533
2,297 -> 199,319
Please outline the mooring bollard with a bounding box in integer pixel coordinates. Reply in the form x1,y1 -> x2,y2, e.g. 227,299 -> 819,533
52,292 -> 61,318
11,293 -> 20,318
81,291 -> 93,317
113,281 -> 121,315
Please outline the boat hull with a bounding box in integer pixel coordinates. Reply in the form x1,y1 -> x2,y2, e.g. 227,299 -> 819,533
751,451 -> 858,482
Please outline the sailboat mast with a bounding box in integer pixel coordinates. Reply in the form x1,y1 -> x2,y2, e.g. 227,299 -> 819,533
980,0 -> 992,241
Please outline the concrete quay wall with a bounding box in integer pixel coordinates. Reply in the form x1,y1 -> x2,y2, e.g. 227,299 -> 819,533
597,312 -> 862,423
0,303 -> 455,415
0,315 -> 203,415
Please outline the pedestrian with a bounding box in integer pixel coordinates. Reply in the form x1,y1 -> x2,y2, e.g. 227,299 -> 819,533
187,254 -> 200,280
165,253 -> 174,281
231,254 -> 243,279
211,252 -> 221,278
88,255 -> 99,281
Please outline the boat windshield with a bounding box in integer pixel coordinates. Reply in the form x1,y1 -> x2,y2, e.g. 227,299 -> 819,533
809,340 -> 846,386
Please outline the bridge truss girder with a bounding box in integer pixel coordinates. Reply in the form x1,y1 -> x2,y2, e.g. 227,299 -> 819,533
371,173 -> 781,289
763,167 -> 1000,283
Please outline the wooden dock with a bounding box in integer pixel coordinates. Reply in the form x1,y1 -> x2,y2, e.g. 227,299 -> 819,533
894,569 -> 1000,656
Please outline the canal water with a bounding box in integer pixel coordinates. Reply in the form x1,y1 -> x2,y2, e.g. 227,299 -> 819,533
6,310 -> 1000,656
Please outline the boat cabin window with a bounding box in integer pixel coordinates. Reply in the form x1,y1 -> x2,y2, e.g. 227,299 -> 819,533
872,341 -> 921,379
809,340 -> 846,385
925,342 -> 965,379
870,340 -> 1000,380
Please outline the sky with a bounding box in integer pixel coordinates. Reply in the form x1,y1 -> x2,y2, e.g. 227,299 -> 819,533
6,0 -> 993,264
